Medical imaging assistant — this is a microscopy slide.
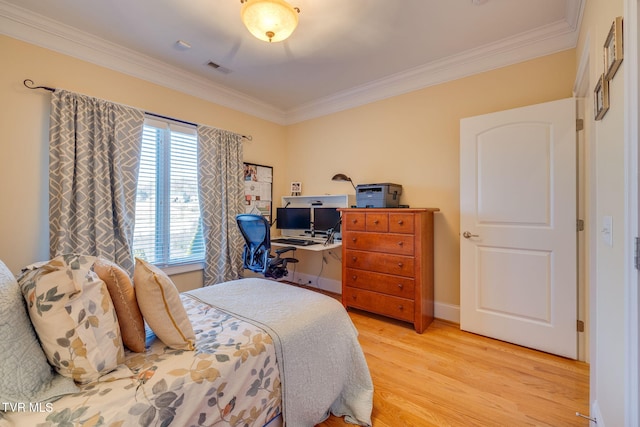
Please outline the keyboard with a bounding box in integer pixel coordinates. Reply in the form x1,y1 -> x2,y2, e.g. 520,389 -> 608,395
272,238 -> 319,246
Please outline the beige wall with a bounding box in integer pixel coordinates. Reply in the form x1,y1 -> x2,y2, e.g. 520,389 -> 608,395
0,35 -> 285,291
576,0 -> 626,424
287,50 -> 576,307
0,35 -> 576,303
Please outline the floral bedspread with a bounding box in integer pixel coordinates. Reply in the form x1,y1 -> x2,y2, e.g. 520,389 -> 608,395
1,294 -> 282,427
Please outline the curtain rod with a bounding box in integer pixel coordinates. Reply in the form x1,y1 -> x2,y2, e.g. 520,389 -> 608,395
23,79 -> 253,141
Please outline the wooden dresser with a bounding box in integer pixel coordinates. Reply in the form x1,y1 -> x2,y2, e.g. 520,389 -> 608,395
338,208 -> 439,333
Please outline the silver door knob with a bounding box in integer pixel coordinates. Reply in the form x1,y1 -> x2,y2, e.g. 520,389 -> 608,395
462,231 -> 479,239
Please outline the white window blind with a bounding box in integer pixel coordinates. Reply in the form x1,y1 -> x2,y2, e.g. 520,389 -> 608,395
133,117 -> 204,267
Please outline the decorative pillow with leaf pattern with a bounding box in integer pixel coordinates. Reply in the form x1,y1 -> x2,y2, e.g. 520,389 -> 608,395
0,259 -> 79,404
18,254 -> 125,384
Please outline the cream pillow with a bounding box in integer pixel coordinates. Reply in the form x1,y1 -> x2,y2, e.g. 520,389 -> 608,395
18,254 -> 125,383
133,258 -> 195,350
93,258 -> 145,353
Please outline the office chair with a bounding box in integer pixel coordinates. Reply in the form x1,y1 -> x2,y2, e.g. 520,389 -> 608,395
236,214 -> 298,279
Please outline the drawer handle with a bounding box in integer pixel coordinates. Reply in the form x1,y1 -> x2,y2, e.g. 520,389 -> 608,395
398,220 -> 404,225
352,275 -> 357,281
398,241 -> 403,247
398,262 -> 404,268
397,283 -> 403,290
351,237 -> 357,242
398,305 -> 404,311
373,219 -> 379,224
352,256 -> 358,262
352,219 -> 358,224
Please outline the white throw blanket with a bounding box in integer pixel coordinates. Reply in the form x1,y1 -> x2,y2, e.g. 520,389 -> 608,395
187,278 -> 373,427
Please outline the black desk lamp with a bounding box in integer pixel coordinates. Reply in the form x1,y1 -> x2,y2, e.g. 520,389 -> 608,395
331,173 -> 356,190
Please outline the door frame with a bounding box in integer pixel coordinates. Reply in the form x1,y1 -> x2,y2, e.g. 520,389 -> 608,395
572,26 -> 595,392
572,14 -> 593,368
624,0 -> 639,425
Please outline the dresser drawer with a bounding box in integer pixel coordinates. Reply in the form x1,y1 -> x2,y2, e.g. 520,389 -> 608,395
344,287 -> 414,322
343,212 -> 366,231
339,208 -> 438,334
365,213 -> 388,232
389,213 -> 415,234
345,268 -> 415,298
345,250 -> 415,277
343,231 -> 414,256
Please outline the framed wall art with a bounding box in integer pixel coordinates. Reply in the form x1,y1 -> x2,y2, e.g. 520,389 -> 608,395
243,162 -> 273,221
604,16 -> 623,80
594,74 -> 609,121
290,181 -> 301,196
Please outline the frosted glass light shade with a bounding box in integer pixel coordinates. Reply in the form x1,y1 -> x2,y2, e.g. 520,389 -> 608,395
241,0 -> 299,43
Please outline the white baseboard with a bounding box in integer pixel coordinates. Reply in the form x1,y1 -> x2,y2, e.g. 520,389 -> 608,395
434,302 -> 460,324
283,271 -> 342,294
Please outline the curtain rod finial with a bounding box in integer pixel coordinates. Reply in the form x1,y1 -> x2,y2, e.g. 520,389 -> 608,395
23,79 -> 55,92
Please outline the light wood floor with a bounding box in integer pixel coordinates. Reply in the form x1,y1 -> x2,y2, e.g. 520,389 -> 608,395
317,309 -> 590,427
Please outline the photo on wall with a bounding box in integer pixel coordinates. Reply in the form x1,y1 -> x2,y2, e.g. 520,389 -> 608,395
244,162 -> 273,221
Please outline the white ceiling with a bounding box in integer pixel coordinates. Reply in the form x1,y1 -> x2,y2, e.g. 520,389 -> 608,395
0,0 -> 584,124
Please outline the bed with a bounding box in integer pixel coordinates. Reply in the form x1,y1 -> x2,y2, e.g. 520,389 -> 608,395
0,260 -> 373,427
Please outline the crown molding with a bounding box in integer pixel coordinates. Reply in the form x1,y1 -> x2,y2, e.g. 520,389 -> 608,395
285,9 -> 584,124
565,0 -> 585,31
0,0 -> 288,124
1,0 -> 583,126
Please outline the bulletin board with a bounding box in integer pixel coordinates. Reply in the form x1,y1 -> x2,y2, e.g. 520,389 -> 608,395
243,162 -> 273,222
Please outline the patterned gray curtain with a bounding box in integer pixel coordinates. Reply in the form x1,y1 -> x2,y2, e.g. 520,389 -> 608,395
197,125 -> 245,285
49,90 -> 144,275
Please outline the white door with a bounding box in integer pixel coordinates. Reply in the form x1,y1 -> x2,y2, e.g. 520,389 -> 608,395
460,98 -> 577,359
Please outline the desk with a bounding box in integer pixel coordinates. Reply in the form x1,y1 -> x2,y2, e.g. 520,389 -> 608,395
271,237 -> 343,294
271,238 -> 342,252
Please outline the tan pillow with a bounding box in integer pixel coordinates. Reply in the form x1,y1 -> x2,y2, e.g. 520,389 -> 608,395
18,254 -> 125,384
93,259 -> 145,353
133,258 -> 195,350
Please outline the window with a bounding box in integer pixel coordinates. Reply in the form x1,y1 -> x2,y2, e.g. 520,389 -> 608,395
133,117 -> 204,267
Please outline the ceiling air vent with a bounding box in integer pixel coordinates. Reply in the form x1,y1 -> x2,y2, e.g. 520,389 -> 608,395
207,61 -> 232,74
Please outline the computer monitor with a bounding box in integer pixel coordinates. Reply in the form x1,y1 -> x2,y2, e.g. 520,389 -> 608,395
313,207 -> 341,233
276,207 -> 311,230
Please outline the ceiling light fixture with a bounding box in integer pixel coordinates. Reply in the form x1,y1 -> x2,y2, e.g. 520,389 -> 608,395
240,0 -> 300,43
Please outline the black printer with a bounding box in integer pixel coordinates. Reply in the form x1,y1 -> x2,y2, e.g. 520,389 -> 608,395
356,183 -> 403,208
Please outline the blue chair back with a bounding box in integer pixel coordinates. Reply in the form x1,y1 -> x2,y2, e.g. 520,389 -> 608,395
236,214 -> 271,274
